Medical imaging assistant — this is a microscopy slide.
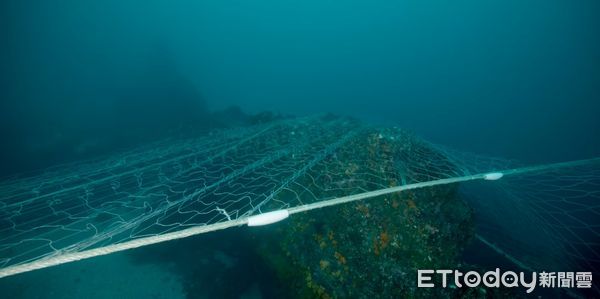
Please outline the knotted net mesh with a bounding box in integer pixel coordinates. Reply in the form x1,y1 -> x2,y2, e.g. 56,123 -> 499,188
0,115 -> 598,296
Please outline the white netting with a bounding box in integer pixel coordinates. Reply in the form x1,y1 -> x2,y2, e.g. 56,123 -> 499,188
0,115 -> 598,297
462,163 -> 600,296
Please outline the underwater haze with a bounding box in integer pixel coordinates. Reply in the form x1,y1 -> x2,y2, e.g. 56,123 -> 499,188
1,0 -> 600,298
2,0 -> 599,174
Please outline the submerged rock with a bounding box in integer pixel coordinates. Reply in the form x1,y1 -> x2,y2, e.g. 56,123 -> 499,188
253,127 -> 476,298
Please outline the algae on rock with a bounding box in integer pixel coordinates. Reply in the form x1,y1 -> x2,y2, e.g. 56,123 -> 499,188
254,128 -> 476,298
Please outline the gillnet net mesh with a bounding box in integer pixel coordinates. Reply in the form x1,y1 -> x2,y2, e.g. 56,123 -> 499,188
462,164 -> 600,295
0,115 -> 598,295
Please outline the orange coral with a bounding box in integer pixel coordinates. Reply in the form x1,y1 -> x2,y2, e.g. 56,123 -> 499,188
334,251 -> 347,264
407,199 -> 417,210
373,230 -> 391,256
379,231 -> 390,249
356,204 -> 370,217
314,234 -> 327,249
326,230 -> 338,247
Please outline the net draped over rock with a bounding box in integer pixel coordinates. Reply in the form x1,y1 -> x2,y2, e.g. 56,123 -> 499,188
0,115 -> 599,296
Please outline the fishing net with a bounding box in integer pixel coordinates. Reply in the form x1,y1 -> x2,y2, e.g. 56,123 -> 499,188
0,115 -> 598,296
462,163 -> 600,296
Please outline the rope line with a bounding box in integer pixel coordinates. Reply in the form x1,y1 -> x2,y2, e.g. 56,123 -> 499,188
1,157 -> 597,279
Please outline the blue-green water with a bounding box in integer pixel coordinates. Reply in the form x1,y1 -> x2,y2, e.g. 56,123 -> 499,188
1,1 -> 599,298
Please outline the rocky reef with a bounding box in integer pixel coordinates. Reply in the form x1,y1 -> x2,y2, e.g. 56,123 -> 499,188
250,126 -> 484,298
